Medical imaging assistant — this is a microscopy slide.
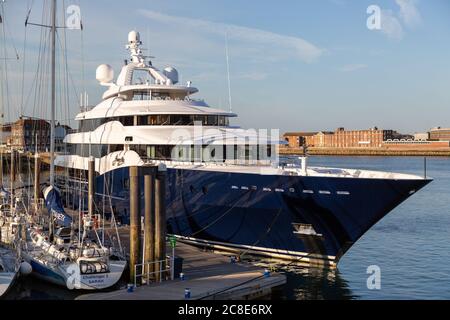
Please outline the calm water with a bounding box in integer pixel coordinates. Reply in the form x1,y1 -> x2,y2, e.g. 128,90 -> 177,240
5,156 -> 450,300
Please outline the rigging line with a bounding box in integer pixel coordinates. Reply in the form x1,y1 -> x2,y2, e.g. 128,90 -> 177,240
29,29 -> 49,147
28,14 -> 47,120
33,0 -> 50,122
79,0 -> 85,98
1,3 -> 21,121
102,171 -> 124,257
238,207 -> 283,260
0,3 -> 11,119
20,0 -> 33,116
190,189 -> 252,237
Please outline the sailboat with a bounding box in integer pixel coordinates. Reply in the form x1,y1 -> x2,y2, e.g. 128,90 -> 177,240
0,1 -> 33,298
0,167 -> 32,298
0,194 -> 20,298
0,246 -> 19,298
21,0 -> 126,290
23,185 -> 126,290
0,213 -> 32,298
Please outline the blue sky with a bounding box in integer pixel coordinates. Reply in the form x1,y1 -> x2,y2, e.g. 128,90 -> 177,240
1,0 -> 450,133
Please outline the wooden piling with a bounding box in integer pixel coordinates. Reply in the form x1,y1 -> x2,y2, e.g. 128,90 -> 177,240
129,166 -> 141,283
88,157 -> 95,216
144,167 -> 156,277
155,165 -> 167,282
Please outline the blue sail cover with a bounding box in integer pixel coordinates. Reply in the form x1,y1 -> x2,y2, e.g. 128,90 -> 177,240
43,185 -> 72,227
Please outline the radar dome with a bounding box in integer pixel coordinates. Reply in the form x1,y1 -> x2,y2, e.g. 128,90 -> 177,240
96,64 -> 114,84
163,67 -> 179,85
128,30 -> 141,44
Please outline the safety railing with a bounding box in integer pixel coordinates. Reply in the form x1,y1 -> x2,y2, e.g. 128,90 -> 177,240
134,256 -> 173,287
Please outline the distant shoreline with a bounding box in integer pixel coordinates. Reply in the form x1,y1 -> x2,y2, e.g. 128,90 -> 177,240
279,147 -> 450,157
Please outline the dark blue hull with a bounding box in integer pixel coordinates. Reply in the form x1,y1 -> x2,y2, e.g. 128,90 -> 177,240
64,167 -> 430,266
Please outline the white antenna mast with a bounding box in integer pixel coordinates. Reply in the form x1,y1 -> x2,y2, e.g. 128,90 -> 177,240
225,32 -> 232,113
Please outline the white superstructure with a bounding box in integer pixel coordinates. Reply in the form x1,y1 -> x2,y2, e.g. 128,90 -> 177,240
56,31 -> 421,181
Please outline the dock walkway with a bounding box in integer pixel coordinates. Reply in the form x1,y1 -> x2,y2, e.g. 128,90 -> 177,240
77,242 -> 286,300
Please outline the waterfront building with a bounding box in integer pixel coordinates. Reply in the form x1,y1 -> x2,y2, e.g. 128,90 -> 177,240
414,132 -> 430,141
284,127 -> 410,148
283,132 -> 318,148
429,127 -> 450,141
10,117 -> 51,152
0,123 -> 12,149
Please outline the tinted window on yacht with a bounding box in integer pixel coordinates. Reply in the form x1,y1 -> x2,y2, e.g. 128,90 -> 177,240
132,91 -> 171,101
79,119 -> 106,133
129,144 -> 275,163
134,115 -> 229,127
73,144 -> 109,158
80,115 -> 230,129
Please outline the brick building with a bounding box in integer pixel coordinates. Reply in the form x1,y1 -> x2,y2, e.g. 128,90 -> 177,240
284,127 -> 410,148
323,127 -> 396,148
10,117 -> 51,152
0,123 -> 12,148
283,132 -> 318,148
429,127 -> 450,141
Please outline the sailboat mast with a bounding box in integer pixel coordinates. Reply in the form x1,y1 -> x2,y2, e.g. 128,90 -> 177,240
49,0 -> 56,186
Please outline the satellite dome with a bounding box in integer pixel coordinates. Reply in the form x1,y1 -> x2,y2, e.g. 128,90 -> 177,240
163,67 -> 179,85
96,64 -> 114,84
128,30 -> 141,44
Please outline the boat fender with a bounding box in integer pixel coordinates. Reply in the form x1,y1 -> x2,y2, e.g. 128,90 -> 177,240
20,261 -> 32,276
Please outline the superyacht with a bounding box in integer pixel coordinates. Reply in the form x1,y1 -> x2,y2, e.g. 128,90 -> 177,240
55,31 -> 431,267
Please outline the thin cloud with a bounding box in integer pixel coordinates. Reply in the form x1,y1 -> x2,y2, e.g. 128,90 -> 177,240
378,0 -> 422,40
395,0 -> 422,28
339,64 -> 368,72
236,72 -> 269,81
137,10 -> 323,63
380,9 -> 404,40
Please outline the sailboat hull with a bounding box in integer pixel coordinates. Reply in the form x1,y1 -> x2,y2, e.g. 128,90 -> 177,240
0,272 -> 18,298
23,253 -> 126,290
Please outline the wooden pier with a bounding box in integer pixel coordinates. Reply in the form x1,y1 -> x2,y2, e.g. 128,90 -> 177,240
76,241 -> 286,300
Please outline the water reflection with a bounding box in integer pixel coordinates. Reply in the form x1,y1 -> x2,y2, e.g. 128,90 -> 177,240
5,276 -> 80,300
279,267 -> 356,300
242,256 -> 356,300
